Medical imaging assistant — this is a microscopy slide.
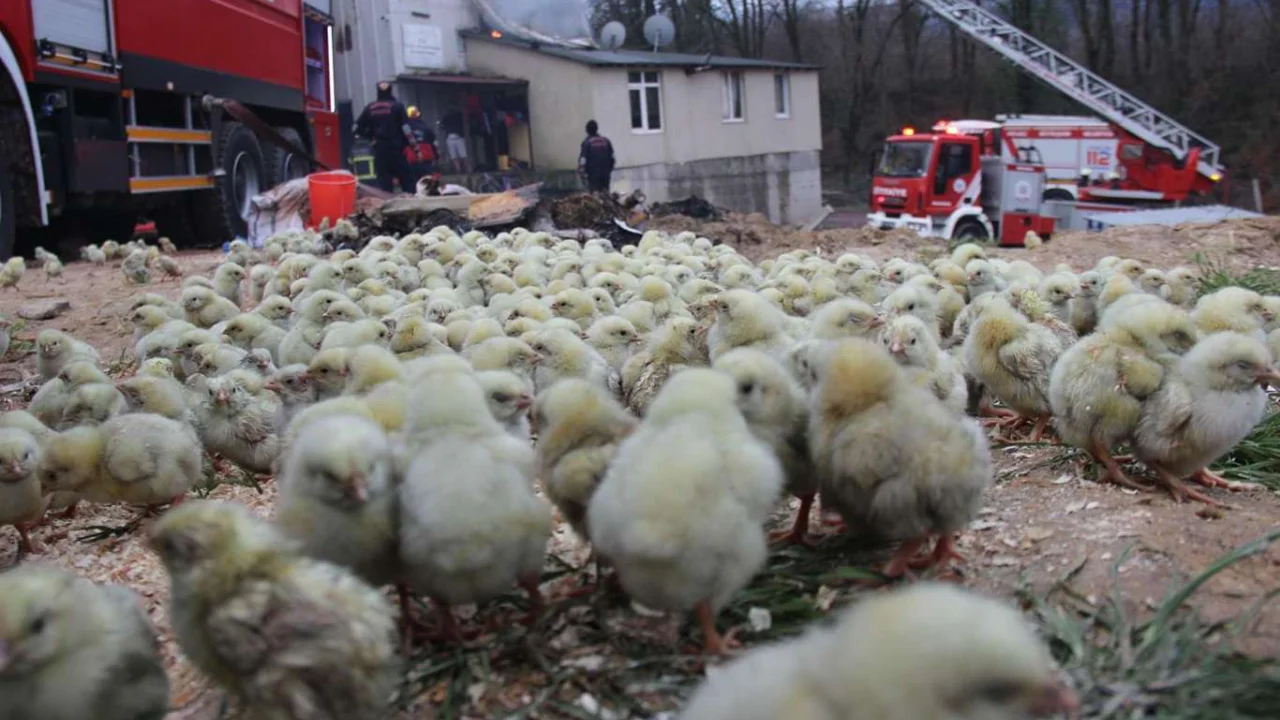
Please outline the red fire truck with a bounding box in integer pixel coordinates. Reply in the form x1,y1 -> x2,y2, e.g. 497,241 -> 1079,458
0,0 -> 342,258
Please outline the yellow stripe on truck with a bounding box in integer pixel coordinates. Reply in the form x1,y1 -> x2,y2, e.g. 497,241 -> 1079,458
126,126 -> 213,144
129,176 -> 216,193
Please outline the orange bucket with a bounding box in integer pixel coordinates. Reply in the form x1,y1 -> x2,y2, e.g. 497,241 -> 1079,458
307,170 -> 357,228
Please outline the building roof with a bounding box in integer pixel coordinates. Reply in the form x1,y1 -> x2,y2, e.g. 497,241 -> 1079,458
462,31 -> 819,71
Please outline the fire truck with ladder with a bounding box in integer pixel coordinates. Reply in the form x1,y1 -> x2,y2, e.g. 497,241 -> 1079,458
866,0 -> 1227,246
0,0 -> 342,259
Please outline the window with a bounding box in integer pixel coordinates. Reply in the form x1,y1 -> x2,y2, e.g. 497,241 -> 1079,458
774,73 -> 790,118
934,141 -> 975,195
628,71 -> 663,132
722,71 -> 745,122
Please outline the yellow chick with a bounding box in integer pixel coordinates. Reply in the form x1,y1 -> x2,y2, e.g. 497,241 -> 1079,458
881,315 -> 968,416
276,415 -> 400,587
398,370 -> 552,637
58,382 -> 126,429
1070,269 -> 1103,335
390,315 -> 452,360
533,378 -> 637,538
810,339 -> 991,577
320,318 -> 389,352
263,364 -> 318,434
198,371 -> 282,475
549,288 -> 600,330
707,289 -> 795,362
36,329 -> 100,382
0,563 -> 170,720
306,348 -> 350,399
39,413 -> 200,508
621,316 -> 705,417
1192,285 -> 1271,342
1038,272 -> 1079,325
881,284 -> 941,340
529,327 -> 617,395
222,312 -> 286,360
0,257 -> 25,290
962,296 -> 1061,440
588,369 -> 783,654
152,253 -> 183,281
1134,332 -> 1280,505
583,315 -> 643,371
344,345 -> 403,395
1049,299 -> 1198,490
149,501 -> 399,719
43,255 -> 65,283
181,285 -> 240,328
464,336 -> 542,380
476,369 -> 534,441
965,259 -> 1005,299
679,583 -> 1076,720
713,348 -> 815,545
121,250 -> 150,284
1160,266 -> 1199,307
116,376 -> 195,426
0,428 -> 46,553
808,298 -> 885,341
29,361 -> 110,426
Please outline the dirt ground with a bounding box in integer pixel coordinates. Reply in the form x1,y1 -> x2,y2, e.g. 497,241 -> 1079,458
0,222 -> 1278,719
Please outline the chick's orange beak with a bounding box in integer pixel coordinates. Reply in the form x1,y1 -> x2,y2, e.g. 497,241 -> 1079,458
1029,679 -> 1079,718
214,390 -> 230,405
869,315 -> 886,329
1254,367 -> 1280,387
889,341 -> 904,355
262,379 -> 282,392
347,475 -> 368,503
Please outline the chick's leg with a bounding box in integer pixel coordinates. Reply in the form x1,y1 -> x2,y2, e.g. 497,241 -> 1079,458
1191,467 -> 1234,489
769,493 -> 815,546
1150,465 -> 1228,507
694,601 -> 740,656
1090,438 -> 1148,491
882,537 -> 929,579
14,522 -> 41,554
518,575 -> 545,626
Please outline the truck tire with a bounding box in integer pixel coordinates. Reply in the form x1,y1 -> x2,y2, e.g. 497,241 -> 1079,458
191,121 -> 265,245
265,126 -> 310,186
953,218 -> 990,243
1043,188 -> 1074,202
0,164 -> 14,261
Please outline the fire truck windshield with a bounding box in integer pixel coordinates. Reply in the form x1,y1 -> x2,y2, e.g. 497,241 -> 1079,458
877,141 -> 932,178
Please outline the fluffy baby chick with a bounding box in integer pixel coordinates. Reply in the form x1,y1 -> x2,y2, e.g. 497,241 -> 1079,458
1134,332 -> 1280,505
253,294 -> 295,329
320,318 -> 389,351
1192,285 -> 1271,342
120,249 -> 150,284
181,285 -> 240,328
621,317 -> 705,416
43,255 -> 65,283
0,428 -> 46,553
881,315 -> 967,416
277,415 -> 400,587
150,501 -> 399,720
307,348 -> 351,399
344,345 -> 403,395
390,315 -> 452,360
1050,299 -> 1198,489
529,327 -> 617,394
222,313 -> 286,360
39,413 -> 200,508
810,339 -> 991,577
965,259 -> 1005,299
533,379 -> 637,538
0,563 -> 170,720
1069,269 -> 1103,335
808,298 -> 884,341
36,329 -> 100,382
588,369 -> 783,653
264,364 -> 318,434
707,289 -> 795,362
713,349 -> 815,545
1038,272 -> 1079,325
81,244 -> 108,265
549,288 -> 600,330
152,254 -> 183,281
584,315 -> 644,372
213,262 -> 246,305
1161,266 -> 1199,307
58,382 -> 126,428
477,370 -> 534,441
398,370 -> 552,636
199,371 -> 282,475
881,284 -> 940,339
963,297 -> 1061,440
1139,268 -> 1167,295
679,583 -> 1076,720
116,375 -> 195,426
0,256 -> 24,290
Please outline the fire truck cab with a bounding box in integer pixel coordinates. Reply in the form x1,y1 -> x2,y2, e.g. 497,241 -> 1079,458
867,126 -> 1056,246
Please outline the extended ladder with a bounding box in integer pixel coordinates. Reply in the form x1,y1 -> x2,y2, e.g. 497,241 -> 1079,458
918,0 -> 1223,181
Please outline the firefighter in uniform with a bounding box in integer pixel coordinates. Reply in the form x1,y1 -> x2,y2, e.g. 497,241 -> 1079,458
578,120 -> 616,193
354,82 -> 420,193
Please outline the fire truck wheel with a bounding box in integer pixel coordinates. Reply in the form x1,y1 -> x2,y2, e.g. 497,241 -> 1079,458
0,164 -> 14,261
953,218 -> 990,243
265,127 -> 310,186
191,121 -> 265,245
1042,188 -> 1074,202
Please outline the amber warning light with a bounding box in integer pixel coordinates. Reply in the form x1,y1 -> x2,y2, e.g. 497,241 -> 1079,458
490,30 -> 503,39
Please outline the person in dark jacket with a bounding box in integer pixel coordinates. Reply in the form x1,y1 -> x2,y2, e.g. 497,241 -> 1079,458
578,120 -> 615,193
354,82 -> 419,193
405,105 -> 437,181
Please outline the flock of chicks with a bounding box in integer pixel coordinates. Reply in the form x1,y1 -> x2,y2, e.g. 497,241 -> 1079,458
0,222 -> 1275,720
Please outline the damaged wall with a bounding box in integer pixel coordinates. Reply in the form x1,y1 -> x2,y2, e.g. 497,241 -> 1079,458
612,151 -> 822,225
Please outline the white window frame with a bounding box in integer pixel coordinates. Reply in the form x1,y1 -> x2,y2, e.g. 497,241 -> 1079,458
628,70 -> 664,134
774,72 -> 791,119
722,71 -> 745,123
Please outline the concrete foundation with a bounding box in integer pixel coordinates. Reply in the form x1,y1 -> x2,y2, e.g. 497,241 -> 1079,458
609,150 -> 823,226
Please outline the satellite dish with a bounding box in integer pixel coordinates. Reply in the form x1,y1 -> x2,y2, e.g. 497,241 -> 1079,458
642,14 -> 675,51
599,21 -> 627,50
